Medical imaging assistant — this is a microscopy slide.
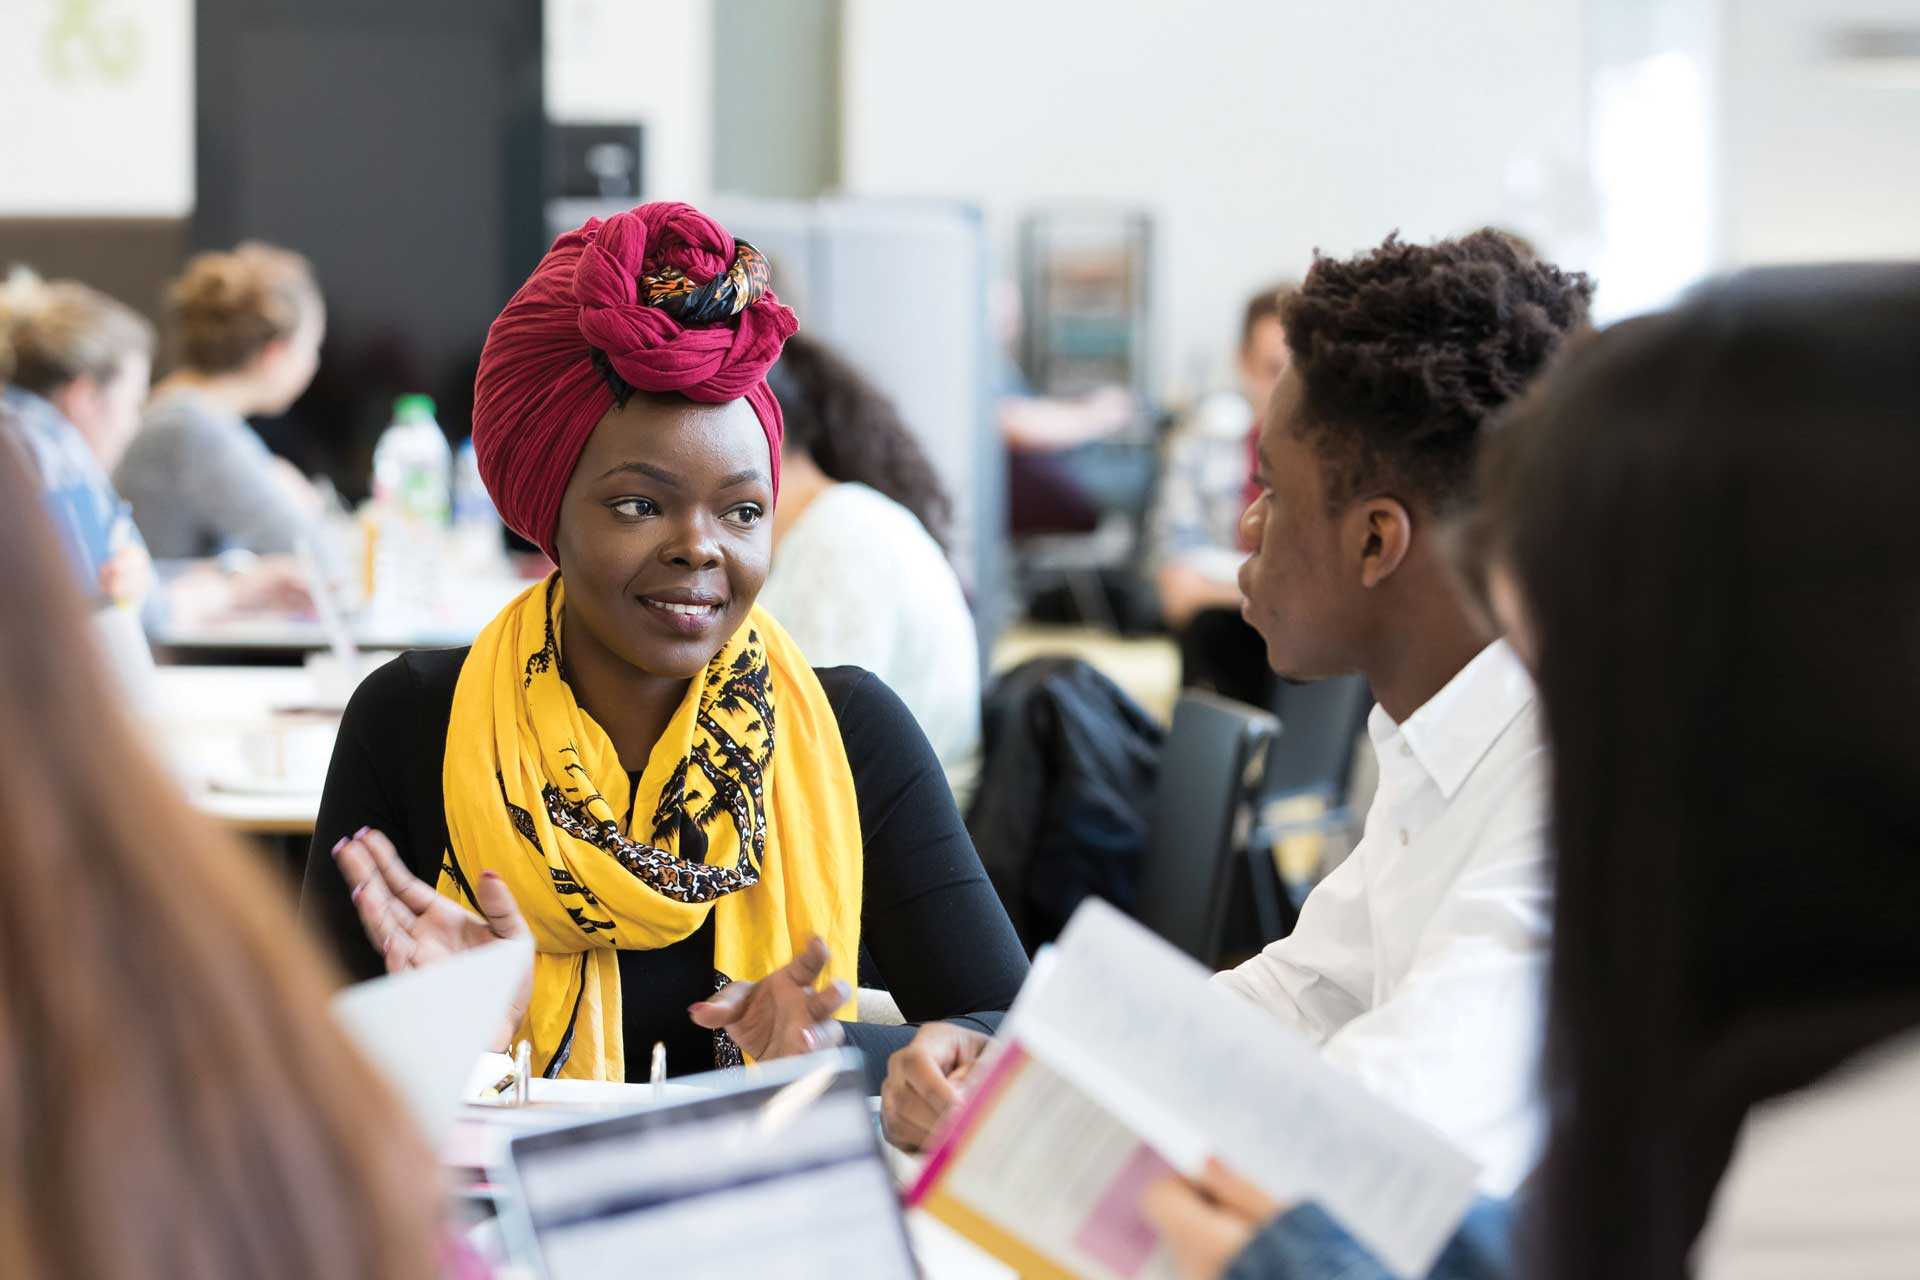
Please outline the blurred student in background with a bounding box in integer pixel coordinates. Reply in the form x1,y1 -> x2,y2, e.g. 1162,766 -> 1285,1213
1153,282 -> 1296,705
0,269 -> 309,629
117,241 -> 327,558
0,271 -> 155,611
0,439 -> 444,1280
764,332 -> 982,799
992,278 -> 1144,538
1146,265 -> 1920,1280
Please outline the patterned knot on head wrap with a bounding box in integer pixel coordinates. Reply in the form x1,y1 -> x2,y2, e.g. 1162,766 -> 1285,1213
639,238 -> 773,325
471,201 -> 798,560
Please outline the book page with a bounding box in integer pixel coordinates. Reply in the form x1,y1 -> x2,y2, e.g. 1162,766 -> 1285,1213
1005,900 -> 1480,1279
919,1045 -> 1178,1280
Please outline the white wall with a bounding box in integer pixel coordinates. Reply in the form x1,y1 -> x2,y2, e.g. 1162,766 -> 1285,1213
0,0 -> 193,215
841,0 -> 1591,399
1717,0 -> 1920,267
546,0 -> 713,204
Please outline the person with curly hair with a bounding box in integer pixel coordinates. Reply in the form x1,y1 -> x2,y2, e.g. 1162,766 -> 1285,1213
761,333 -> 981,799
880,232 -> 1591,1199
116,242 -> 328,558
1142,267 -> 1920,1280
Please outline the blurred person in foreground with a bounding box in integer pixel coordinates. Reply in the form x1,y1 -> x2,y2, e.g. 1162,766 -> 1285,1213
0,437 -> 445,1279
1145,265 -> 1920,1279
1153,281 -> 1297,705
117,241 -> 328,559
764,332 -> 981,801
882,232 -> 1592,1202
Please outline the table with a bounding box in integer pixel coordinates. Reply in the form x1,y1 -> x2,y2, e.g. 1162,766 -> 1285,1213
150,574 -> 535,664
148,664 -> 337,836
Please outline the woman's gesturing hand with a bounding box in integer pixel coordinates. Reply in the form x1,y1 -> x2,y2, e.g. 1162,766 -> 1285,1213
332,827 -> 533,1049
688,936 -> 850,1062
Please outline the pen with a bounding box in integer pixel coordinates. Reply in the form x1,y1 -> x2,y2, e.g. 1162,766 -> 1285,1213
480,1069 -> 517,1100
650,1040 -> 667,1102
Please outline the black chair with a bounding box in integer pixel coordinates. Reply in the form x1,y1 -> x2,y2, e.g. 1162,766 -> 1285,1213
1263,675 -> 1373,802
1135,692 -> 1279,966
1237,675 -> 1376,942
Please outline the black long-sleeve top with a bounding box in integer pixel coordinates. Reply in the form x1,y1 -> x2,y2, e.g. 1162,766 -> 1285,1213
299,648 -> 1026,1091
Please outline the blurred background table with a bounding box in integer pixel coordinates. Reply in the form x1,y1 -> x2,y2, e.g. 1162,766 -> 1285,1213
150,574 -> 533,665
148,663 -> 340,881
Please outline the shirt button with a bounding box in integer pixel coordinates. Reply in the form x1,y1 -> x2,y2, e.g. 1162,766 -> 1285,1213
1400,829 -> 1410,846
1399,743 -> 1413,758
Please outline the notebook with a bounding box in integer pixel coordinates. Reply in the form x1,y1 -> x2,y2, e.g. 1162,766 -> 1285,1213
494,1049 -> 919,1280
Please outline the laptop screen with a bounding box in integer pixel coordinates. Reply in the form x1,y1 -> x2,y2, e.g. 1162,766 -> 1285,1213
501,1055 -> 918,1279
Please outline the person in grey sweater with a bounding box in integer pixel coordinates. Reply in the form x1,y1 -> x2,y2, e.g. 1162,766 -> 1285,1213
116,242 -> 326,558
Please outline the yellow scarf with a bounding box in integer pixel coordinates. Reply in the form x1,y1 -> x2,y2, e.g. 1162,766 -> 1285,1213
440,575 -> 862,1080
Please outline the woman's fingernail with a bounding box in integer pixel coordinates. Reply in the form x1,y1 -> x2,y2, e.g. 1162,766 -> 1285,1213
481,870 -> 500,882
802,1027 -> 816,1051
354,825 -> 371,839
330,837 -> 347,856
350,882 -> 365,901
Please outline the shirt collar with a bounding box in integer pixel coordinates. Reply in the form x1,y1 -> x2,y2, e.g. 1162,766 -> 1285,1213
1366,639 -> 1536,801
1,384 -> 58,425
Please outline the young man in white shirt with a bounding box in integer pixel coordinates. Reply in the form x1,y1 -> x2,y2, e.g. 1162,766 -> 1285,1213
880,231 -> 1593,1194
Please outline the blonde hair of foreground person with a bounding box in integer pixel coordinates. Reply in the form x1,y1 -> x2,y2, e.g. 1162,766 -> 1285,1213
0,437 -> 441,1277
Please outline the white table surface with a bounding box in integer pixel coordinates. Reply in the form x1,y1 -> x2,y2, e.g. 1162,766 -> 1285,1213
148,664 -> 340,834
150,574 -> 535,655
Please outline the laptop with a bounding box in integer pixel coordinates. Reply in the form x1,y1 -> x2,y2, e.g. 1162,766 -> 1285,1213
493,1049 -> 919,1279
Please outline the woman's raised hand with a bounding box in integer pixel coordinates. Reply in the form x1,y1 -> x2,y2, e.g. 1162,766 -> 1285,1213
332,827 -> 533,1048
688,936 -> 850,1062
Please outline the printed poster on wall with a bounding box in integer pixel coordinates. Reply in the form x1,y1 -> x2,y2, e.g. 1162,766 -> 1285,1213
0,0 -> 193,215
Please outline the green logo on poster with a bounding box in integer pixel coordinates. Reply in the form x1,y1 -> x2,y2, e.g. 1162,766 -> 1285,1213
46,0 -> 145,84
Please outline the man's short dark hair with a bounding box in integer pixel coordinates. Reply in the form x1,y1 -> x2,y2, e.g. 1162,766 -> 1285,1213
1283,229 -> 1593,514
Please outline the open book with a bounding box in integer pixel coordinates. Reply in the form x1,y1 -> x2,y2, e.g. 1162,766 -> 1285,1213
905,900 -> 1479,1279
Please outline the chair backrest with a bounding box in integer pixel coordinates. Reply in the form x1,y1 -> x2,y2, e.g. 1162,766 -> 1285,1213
1136,692 -> 1279,964
1263,674 -> 1374,802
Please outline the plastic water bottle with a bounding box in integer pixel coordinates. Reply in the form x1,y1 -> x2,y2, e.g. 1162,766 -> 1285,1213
451,436 -> 505,573
366,394 -> 451,628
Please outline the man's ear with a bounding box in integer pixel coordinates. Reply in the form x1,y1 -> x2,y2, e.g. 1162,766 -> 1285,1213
1353,496 -> 1414,590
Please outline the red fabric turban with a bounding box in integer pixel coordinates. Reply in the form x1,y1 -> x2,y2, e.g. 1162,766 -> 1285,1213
471,201 -> 798,559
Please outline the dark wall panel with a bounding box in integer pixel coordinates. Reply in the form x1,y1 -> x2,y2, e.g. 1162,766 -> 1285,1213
0,218 -> 189,330
194,0 -> 544,495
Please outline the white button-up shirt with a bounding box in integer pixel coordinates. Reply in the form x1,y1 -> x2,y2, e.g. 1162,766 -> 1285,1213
1215,639 -> 1551,1194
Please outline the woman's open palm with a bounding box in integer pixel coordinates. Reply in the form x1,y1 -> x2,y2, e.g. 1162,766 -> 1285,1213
332,827 -> 533,1047
688,937 -> 850,1062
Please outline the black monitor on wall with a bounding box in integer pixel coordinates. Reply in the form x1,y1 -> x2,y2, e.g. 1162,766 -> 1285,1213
193,0 -> 545,496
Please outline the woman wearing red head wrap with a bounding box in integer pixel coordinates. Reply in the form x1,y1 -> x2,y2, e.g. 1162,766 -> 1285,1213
302,203 -> 1026,1088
